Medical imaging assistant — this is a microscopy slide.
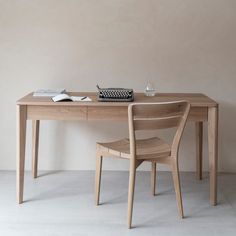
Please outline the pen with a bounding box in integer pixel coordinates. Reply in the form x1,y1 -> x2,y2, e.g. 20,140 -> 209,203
81,96 -> 87,100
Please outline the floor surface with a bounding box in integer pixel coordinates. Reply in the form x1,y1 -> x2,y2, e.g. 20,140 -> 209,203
0,171 -> 236,236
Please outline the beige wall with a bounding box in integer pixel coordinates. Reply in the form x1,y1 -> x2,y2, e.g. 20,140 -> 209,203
0,0 -> 236,172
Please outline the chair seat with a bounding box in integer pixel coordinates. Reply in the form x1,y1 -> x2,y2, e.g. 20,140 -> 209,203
97,137 -> 171,160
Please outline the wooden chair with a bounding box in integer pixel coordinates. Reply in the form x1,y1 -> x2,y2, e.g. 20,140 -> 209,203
95,101 -> 190,228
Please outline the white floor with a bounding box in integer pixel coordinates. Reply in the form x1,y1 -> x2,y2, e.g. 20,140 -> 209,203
0,171 -> 236,236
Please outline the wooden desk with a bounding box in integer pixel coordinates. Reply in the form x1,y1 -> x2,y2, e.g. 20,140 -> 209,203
17,92 -> 218,205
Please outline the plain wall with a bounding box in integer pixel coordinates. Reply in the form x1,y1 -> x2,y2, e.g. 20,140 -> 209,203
0,0 -> 236,172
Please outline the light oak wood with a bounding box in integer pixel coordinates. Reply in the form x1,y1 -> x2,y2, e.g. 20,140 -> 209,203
188,107 -> 208,122
171,161 -> 184,218
127,158 -> 136,229
17,92 -> 217,108
27,105 -> 87,120
16,105 -> 27,204
95,101 -> 190,228
16,92 -> 219,213
196,122 -> 203,180
88,106 -> 127,121
95,153 -> 103,206
132,102 -> 187,117
87,106 -> 208,121
151,162 -> 157,196
97,137 -> 171,160
17,93 -> 211,122
134,115 -> 182,130
208,106 -> 219,206
32,120 -> 40,178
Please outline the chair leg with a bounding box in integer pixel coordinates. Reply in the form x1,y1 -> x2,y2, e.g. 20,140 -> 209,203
95,154 -> 103,206
32,120 -> 40,178
127,160 -> 136,229
151,162 -> 157,196
196,122 -> 203,180
171,161 -> 184,218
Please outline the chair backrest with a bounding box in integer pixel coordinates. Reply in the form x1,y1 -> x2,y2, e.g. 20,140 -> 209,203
128,101 -> 190,159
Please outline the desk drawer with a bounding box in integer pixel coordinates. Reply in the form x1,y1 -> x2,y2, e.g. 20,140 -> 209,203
88,106 -> 128,120
27,105 -> 87,120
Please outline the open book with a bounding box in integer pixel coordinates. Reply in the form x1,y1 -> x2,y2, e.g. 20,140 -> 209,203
52,94 -> 91,102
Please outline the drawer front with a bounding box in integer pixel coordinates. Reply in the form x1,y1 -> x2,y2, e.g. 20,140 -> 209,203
27,105 -> 208,122
88,106 -> 128,120
27,106 -> 87,120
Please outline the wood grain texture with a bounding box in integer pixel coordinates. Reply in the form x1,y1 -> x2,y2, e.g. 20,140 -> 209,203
208,106 -> 219,206
171,161 -> 184,218
17,92 -> 217,107
32,120 -> 40,178
17,92 -> 213,122
134,115 -> 182,130
95,153 -> 103,206
96,101 -> 190,228
127,158 -> 136,229
188,107 -> 208,122
87,106 -> 127,120
151,162 -> 157,196
16,92 -> 219,214
97,137 -> 171,160
196,122 -> 203,180
16,105 -> 27,204
27,105 -> 87,120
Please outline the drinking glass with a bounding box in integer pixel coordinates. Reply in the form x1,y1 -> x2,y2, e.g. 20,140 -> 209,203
145,81 -> 156,96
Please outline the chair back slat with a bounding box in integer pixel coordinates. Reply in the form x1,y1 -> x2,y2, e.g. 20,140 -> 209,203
130,102 -> 188,131
132,102 -> 187,119
128,101 -> 190,158
134,115 -> 182,130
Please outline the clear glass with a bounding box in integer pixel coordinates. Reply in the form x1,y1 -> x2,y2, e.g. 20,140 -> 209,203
144,81 -> 156,96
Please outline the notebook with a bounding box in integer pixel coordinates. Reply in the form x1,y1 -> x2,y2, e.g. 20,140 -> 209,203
52,94 -> 91,102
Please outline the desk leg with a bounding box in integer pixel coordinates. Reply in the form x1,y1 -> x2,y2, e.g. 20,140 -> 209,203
196,122 -> 203,180
16,105 -> 27,204
208,106 -> 218,206
32,120 -> 40,178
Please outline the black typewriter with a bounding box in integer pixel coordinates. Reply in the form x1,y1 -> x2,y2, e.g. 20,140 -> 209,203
96,85 -> 134,102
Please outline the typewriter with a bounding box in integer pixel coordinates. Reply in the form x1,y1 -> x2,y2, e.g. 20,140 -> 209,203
96,85 -> 134,102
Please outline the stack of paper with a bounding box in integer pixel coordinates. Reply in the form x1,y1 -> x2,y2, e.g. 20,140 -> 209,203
33,89 -> 66,97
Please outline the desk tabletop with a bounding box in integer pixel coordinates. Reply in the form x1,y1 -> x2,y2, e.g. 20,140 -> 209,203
17,92 -> 218,107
